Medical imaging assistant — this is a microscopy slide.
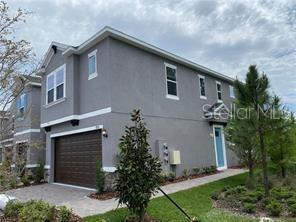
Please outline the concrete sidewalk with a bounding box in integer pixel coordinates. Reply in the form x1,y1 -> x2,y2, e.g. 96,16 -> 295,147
4,168 -> 246,217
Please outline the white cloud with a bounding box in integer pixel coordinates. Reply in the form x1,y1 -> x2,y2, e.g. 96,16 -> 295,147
9,0 -> 296,110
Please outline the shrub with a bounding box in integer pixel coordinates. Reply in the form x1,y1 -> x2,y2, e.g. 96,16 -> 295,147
210,190 -> 220,200
168,172 -> 176,181
21,174 -> 30,186
34,161 -> 44,183
202,167 -> 211,174
287,196 -> 296,206
266,199 -> 282,216
209,165 -> 216,173
289,203 -> 296,217
9,176 -> 18,189
240,193 -> 257,204
4,200 -> 24,218
270,187 -> 293,201
182,169 -> 190,179
95,160 -> 105,194
56,206 -> 72,222
192,168 -> 200,175
18,200 -> 54,222
242,202 -> 256,213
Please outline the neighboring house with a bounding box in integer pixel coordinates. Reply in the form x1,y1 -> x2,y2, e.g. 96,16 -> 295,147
37,26 -> 238,189
0,75 -> 45,170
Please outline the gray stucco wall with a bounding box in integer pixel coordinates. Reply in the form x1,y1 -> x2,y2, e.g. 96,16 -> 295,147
41,36 -> 238,179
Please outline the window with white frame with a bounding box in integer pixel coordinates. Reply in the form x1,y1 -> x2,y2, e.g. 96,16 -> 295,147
17,93 -> 27,116
229,85 -> 235,98
46,65 -> 65,104
165,63 -> 178,99
88,49 -> 97,79
216,81 -> 222,101
199,75 -> 206,99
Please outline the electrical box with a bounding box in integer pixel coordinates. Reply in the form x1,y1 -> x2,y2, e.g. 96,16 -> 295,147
169,150 -> 181,165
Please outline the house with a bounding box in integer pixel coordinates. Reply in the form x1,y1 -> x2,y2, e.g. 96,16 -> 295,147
0,75 -> 45,170
35,26 -> 238,189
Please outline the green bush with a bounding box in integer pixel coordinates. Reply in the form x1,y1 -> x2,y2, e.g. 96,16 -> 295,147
242,202 -> 256,213
270,187 -> 293,201
202,167 -> 211,174
266,199 -> 282,216
21,174 -> 30,186
192,168 -> 200,175
209,165 -> 216,173
182,169 -> 190,178
289,203 -> 296,217
287,196 -> 296,206
9,176 -> 18,188
210,190 -> 220,200
240,193 -> 257,204
4,200 -> 24,218
18,200 -> 54,222
34,161 -> 44,183
56,206 -> 72,222
95,160 -> 105,194
168,172 -> 176,181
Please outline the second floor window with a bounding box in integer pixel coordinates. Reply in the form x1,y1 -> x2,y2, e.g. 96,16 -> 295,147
199,75 -> 206,99
88,49 -> 98,79
216,81 -> 222,101
47,65 -> 65,104
229,85 -> 235,98
17,93 -> 27,116
165,63 -> 178,99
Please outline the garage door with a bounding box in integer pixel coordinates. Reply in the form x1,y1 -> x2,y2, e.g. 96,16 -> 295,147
54,130 -> 102,188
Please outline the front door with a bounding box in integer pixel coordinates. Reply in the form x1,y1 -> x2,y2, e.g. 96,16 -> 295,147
214,126 -> 227,170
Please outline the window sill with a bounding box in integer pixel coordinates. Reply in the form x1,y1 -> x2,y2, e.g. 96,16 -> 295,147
200,96 -> 207,100
44,97 -> 66,108
166,94 -> 179,101
217,99 -> 223,103
88,72 -> 98,80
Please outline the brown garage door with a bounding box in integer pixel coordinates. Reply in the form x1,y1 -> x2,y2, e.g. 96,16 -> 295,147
54,130 -> 102,188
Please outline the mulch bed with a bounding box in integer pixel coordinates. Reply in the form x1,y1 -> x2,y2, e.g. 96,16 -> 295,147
89,170 -> 226,201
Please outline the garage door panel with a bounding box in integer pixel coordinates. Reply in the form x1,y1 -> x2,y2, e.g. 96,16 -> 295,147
54,130 -> 102,188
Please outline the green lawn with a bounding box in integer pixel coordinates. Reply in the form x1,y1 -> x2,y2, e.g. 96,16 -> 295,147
85,173 -> 262,222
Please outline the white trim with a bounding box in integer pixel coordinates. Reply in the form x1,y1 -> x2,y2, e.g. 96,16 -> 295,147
61,26 -> 234,83
44,165 -> 50,169
46,64 -> 66,105
44,97 -> 66,108
15,139 -> 29,144
0,138 -> 13,143
213,125 -> 228,171
26,82 -> 42,87
3,144 -> 13,148
216,81 -> 223,103
53,183 -> 96,191
166,94 -> 179,100
198,75 -> 207,99
50,125 -> 103,138
14,129 -> 40,136
41,107 -> 111,128
165,62 -> 179,99
88,49 -> 98,80
103,167 -> 117,172
229,85 -> 235,98
11,164 -> 15,168
26,164 -> 39,168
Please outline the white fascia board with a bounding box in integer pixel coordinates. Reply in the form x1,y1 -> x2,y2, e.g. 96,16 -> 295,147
41,107 -> 111,128
50,125 -> 103,138
14,129 -> 40,136
62,26 -> 234,83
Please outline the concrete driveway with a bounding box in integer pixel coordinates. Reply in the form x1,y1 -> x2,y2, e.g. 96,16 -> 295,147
3,169 -> 246,217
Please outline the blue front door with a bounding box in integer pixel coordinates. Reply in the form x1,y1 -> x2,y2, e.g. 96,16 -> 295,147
214,127 -> 225,168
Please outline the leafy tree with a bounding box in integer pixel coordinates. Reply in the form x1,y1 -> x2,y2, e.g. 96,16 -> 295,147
225,114 -> 259,183
115,110 -> 162,222
95,160 -> 105,194
267,97 -> 295,178
233,65 -> 272,196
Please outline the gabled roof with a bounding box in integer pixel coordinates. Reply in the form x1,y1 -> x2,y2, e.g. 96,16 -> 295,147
39,26 -> 234,83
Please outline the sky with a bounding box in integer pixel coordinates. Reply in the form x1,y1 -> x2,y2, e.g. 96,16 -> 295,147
9,0 -> 296,110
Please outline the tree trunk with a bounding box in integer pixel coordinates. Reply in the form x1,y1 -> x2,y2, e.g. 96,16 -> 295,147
281,166 -> 286,179
259,130 -> 269,196
139,206 -> 145,222
280,144 -> 286,179
248,149 -> 254,180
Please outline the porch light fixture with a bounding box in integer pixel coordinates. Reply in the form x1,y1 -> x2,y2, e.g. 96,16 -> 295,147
102,128 -> 108,138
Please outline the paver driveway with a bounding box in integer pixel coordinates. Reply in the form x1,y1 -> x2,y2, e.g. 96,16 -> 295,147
4,169 -> 246,217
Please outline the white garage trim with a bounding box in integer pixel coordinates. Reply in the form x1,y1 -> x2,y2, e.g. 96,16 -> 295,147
53,183 -> 96,191
50,125 -> 103,138
41,107 -> 111,128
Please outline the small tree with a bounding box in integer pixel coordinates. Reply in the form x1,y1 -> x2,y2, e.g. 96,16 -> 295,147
115,110 -> 162,222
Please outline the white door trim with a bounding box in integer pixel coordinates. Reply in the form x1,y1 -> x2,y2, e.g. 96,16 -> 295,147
213,124 -> 228,171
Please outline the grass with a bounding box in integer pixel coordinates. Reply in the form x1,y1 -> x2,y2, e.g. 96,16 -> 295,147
85,173 -> 261,222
